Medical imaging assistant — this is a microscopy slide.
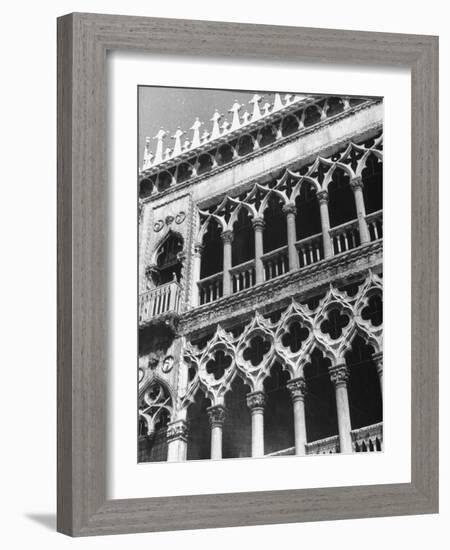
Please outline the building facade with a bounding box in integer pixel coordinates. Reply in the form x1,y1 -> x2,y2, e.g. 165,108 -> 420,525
138,92 -> 383,462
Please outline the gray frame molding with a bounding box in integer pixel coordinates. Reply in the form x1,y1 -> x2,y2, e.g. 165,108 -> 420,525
57,12 -> 438,537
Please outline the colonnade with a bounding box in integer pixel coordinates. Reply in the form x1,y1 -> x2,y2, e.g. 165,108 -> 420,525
166,355 -> 383,461
192,176 -> 372,306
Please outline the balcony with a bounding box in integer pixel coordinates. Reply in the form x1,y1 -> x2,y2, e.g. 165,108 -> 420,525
139,280 -> 182,325
265,422 -> 383,456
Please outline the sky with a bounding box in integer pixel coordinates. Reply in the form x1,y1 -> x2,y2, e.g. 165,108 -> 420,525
138,86 -> 303,167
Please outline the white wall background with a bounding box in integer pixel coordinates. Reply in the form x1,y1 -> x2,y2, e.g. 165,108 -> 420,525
0,1 -> 446,548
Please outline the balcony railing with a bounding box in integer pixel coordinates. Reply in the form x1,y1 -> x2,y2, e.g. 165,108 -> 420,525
262,246 -> 289,281
231,259 -> 256,293
139,280 -> 182,323
351,422 -> 383,452
198,272 -> 223,305
330,219 -> 360,255
305,434 -> 340,455
366,210 -> 383,242
296,232 -> 323,268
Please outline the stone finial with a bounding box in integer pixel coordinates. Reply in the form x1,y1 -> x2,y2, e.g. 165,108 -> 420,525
164,147 -> 172,161
262,101 -> 272,116
249,94 -> 262,122
273,93 -> 284,111
201,129 -> 210,144
143,136 -> 154,169
191,117 -> 203,148
284,93 -> 293,105
171,127 -> 184,156
210,109 -> 222,139
182,138 -> 191,151
221,119 -> 230,134
241,111 -> 251,125
229,99 -> 242,131
153,127 -> 167,164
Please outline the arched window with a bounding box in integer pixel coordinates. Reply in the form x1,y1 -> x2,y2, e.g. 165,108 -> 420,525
362,154 -> 383,214
232,208 -> 254,266
263,363 -> 294,455
328,168 -> 357,227
304,348 -> 338,442
345,335 -> 382,429
138,382 -> 173,462
187,388 -> 211,460
295,182 -> 322,239
201,218 -> 223,278
263,194 -> 287,252
154,232 -> 183,285
222,376 -> 252,459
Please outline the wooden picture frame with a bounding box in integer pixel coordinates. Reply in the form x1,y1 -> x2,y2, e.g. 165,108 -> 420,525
57,12 -> 438,536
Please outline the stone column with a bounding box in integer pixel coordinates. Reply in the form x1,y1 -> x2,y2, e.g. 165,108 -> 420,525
221,230 -> 233,296
207,405 -> 226,460
329,363 -> 353,454
372,351 -> 383,392
166,419 -> 189,462
253,217 -> 266,284
282,203 -> 300,271
287,377 -> 307,456
190,242 -> 204,307
317,190 -> 333,259
350,177 -> 370,244
246,391 -> 267,457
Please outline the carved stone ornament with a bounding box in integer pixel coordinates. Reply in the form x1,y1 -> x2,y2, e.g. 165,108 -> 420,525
317,190 -> 329,204
161,355 -> 174,373
329,363 -> 350,386
175,211 -> 186,224
287,377 -> 307,400
246,391 -> 267,411
221,229 -> 234,243
165,215 -> 175,226
282,203 -> 297,216
350,176 -> 364,190
166,420 -> 189,442
252,216 -> 266,230
153,220 -> 164,232
148,352 -> 160,370
207,405 -> 227,427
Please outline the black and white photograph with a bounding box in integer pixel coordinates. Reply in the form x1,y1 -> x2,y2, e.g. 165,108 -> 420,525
137,87 -> 383,462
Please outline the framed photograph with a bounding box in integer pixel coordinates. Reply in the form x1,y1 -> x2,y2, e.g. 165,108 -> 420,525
57,13 -> 438,536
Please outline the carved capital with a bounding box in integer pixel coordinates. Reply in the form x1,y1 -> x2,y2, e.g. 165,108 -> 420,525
287,377 -> 306,401
282,203 -> 297,217
252,216 -> 266,231
246,391 -> 267,412
207,405 -> 227,428
350,176 -> 364,190
166,420 -> 189,443
221,230 -> 234,244
329,363 -> 350,387
317,190 -> 329,204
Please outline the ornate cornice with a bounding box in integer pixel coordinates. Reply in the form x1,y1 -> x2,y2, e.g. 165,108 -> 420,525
142,104 -> 382,205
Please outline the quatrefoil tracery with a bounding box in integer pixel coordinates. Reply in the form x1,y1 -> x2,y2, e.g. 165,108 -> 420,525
197,135 -> 383,239
182,271 -> 383,407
